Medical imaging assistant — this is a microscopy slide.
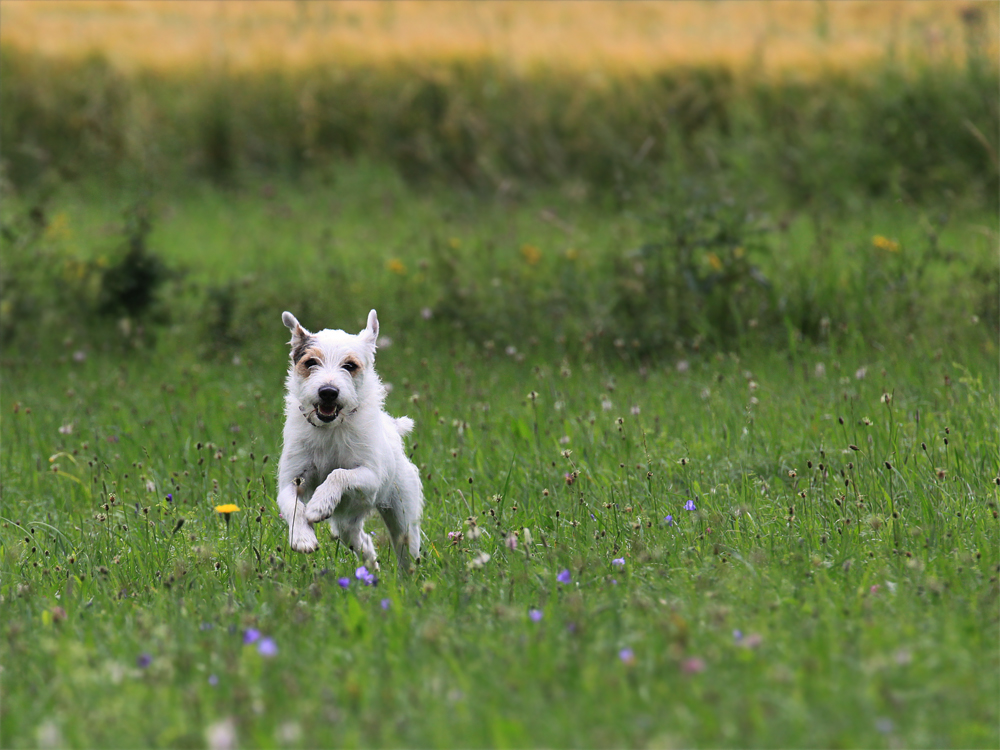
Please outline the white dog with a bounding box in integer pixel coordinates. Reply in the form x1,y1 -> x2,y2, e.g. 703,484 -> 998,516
276,309 -> 423,571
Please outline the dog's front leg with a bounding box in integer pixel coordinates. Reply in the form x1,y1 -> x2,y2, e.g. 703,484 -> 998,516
305,466 -> 380,524
277,482 -> 318,553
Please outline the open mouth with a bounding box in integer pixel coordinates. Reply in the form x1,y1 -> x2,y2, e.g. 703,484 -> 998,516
315,402 -> 341,423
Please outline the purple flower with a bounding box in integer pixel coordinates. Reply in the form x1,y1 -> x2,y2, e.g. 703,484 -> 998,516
355,566 -> 377,586
200,622 -> 214,631
684,499 -> 697,511
243,628 -> 261,645
733,629 -> 743,642
338,577 -> 351,588
208,674 -> 219,686
257,637 -> 278,657
619,647 -> 635,664
664,515 -> 674,526
165,493 -> 173,502
380,599 -> 391,610
137,653 -> 152,669
682,656 -> 706,674
529,608 -> 543,622
611,557 -> 625,567
556,569 -> 572,584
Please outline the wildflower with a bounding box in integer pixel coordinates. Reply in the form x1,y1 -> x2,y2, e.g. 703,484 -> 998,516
355,566 -> 377,586
564,472 -> 575,486
872,235 -> 900,253
619,647 -> 636,665
664,515 -> 674,526
557,569 -> 572,584
520,244 -> 541,265
165,493 -> 173,502
58,423 -> 73,435
381,599 -> 391,610
257,637 -> 278,657
733,629 -> 743,642
243,628 -> 261,645
137,653 -> 152,669
630,405 -> 641,416
676,360 -> 690,373
386,258 -> 407,275
529,609 -> 543,622
205,717 -> 238,750
682,656 -> 706,674
876,718 -> 894,734
215,504 -> 240,531
337,577 -> 350,588
601,397 -> 613,411
208,674 -> 219,686
505,533 -> 518,551
611,557 -> 625,567
421,307 -> 433,320
466,551 -> 491,570
684,499 -> 697,511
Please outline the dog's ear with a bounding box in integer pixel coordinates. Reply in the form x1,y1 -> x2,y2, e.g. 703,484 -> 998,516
361,309 -> 379,345
282,311 -> 311,356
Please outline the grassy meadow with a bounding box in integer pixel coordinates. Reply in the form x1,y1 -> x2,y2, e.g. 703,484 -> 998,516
2,1 -> 999,748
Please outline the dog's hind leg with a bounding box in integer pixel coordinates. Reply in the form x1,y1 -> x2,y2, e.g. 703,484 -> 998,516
379,469 -> 422,572
339,517 -> 379,572
378,503 -> 418,572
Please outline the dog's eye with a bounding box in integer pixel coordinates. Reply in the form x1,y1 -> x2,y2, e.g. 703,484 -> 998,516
342,361 -> 358,373
302,358 -> 319,369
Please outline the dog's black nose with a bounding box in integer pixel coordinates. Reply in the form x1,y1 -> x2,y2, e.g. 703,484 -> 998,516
318,385 -> 339,402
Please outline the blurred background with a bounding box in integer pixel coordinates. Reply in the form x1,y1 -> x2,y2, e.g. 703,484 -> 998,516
1,0 -> 997,361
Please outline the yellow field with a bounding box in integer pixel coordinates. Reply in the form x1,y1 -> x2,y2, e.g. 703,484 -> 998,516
1,0 -> 995,76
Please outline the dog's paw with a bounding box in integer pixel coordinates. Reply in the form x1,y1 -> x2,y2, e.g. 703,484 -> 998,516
289,523 -> 319,553
305,491 -> 338,524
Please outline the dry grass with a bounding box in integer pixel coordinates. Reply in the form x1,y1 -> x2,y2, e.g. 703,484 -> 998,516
1,0 -> 995,76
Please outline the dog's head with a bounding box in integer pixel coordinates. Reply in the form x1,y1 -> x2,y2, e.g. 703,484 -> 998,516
281,310 -> 380,428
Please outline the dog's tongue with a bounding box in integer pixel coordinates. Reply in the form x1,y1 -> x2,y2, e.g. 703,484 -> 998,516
318,403 -> 337,416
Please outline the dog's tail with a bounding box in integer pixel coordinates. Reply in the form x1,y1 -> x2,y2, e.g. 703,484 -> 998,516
394,416 -> 415,436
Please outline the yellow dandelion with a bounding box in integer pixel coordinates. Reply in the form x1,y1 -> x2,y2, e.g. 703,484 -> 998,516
386,258 -> 407,275
706,252 -> 723,271
521,244 -> 541,266
43,212 -> 71,242
215,503 -> 240,531
872,235 -> 900,253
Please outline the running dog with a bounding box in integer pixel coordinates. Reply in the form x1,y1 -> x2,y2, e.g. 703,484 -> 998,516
276,309 -> 423,571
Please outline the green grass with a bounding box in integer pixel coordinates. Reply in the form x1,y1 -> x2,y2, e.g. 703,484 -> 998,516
2,172 -> 998,747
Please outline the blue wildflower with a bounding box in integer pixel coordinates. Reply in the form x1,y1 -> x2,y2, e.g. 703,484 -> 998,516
243,628 -> 261,645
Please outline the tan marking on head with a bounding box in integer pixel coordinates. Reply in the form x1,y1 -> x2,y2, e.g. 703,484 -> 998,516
341,355 -> 364,376
294,346 -> 324,379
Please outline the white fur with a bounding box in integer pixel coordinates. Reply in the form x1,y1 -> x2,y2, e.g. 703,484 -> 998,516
276,309 -> 423,571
